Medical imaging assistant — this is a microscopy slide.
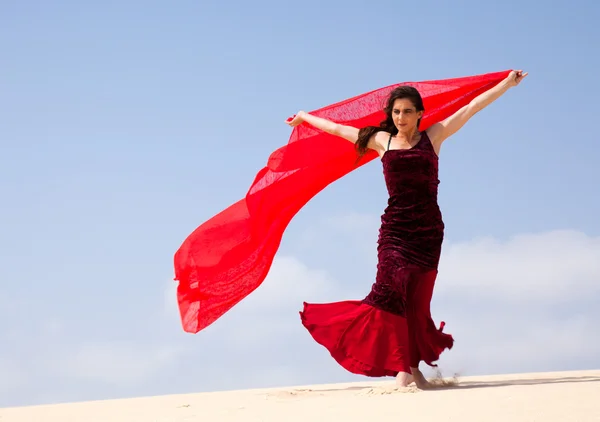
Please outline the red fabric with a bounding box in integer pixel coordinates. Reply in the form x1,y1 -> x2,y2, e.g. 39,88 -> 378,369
300,300 -> 411,376
300,269 -> 452,376
405,269 -> 453,369
174,70 -> 511,334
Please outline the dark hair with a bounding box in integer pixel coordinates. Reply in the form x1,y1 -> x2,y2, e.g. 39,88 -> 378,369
355,86 -> 425,157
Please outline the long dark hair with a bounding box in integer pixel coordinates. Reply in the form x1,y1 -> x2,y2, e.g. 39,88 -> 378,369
355,86 -> 425,157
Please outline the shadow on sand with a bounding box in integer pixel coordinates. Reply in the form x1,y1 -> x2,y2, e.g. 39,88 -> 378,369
308,374 -> 600,393
442,375 -> 600,391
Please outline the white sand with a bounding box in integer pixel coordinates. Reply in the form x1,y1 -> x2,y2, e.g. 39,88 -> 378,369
1,370 -> 599,421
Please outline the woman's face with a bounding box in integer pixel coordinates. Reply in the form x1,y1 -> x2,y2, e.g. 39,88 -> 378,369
392,98 -> 422,134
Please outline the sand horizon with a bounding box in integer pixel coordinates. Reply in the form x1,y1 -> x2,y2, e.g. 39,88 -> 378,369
2,369 -> 599,421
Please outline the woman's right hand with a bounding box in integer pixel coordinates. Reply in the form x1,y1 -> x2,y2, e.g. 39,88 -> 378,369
285,111 -> 306,127
284,110 -> 360,144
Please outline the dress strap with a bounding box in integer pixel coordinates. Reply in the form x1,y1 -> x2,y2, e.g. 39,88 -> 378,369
420,131 -> 432,150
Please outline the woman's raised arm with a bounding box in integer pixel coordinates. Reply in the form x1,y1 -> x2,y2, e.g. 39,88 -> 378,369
427,69 -> 528,150
286,111 -> 360,144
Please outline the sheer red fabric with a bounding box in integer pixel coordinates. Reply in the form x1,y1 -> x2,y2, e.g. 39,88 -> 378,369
174,70 -> 511,334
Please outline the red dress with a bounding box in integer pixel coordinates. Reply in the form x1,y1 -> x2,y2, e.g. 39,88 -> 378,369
300,131 -> 454,376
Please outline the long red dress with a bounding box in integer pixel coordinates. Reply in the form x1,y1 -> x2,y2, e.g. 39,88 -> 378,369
300,131 -> 453,376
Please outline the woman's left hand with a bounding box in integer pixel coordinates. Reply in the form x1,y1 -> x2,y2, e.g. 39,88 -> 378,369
507,69 -> 528,87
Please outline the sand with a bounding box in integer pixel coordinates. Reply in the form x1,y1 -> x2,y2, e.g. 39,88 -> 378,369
1,370 -> 599,421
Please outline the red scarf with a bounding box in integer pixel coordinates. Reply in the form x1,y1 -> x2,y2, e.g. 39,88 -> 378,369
174,70 -> 511,333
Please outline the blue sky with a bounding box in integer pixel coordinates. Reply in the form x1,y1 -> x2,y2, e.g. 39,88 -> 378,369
1,0 -> 599,408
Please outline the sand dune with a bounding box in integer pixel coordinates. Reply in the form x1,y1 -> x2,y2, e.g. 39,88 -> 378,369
1,370 -> 599,421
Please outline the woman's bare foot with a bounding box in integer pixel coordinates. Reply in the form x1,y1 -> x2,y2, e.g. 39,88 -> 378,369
395,371 -> 414,387
410,367 -> 432,389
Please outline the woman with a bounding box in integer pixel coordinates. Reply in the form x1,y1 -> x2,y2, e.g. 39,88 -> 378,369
286,69 -> 528,389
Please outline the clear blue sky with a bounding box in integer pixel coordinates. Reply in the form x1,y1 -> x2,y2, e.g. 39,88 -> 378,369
1,0 -> 599,408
